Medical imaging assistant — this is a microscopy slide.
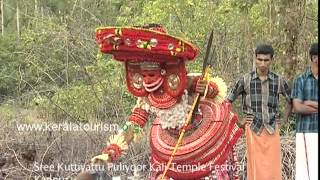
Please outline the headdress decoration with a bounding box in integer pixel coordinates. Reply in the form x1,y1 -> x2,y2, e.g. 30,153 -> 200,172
96,25 -> 199,99
96,26 -> 199,62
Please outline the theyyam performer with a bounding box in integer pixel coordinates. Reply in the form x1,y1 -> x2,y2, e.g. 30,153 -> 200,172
77,24 -> 243,180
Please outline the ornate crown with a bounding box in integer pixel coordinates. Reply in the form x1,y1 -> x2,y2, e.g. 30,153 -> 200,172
96,26 -> 199,62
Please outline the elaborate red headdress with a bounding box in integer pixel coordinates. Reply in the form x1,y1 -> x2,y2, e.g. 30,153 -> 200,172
96,25 -> 199,98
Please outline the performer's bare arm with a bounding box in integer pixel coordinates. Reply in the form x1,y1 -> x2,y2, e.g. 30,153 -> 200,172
90,128 -> 135,164
292,99 -> 318,114
120,126 -> 135,144
91,105 -> 149,164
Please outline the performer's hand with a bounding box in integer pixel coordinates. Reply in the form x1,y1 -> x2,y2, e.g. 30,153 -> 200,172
196,79 -> 208,95
91,154 -> 112,167
76,171 -> 94,180
76,155 -> 111,180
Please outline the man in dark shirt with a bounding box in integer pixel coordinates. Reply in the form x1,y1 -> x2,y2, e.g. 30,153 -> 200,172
292,42 -> 318,180
226,44 -> 292,180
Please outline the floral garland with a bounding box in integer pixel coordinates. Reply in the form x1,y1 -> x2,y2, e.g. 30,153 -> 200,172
149,90 -> 191,129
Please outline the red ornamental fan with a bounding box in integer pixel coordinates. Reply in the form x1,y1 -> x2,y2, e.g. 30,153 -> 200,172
102,144 -> 123,161
149,100 -> 243,179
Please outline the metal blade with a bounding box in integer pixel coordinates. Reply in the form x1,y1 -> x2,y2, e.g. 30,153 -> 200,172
202,30 -> 214,76
209,45 -> 215,67
191,30 -> 214,123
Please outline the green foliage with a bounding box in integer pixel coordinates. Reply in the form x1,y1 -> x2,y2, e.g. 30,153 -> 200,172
28,55 -> 136,122
249,4 -> 269,31
41,0 -> 71,15
0,34 -> 19,98
0,101 -> 16,121
47,84 -> 100,121
88,58 -> 137,116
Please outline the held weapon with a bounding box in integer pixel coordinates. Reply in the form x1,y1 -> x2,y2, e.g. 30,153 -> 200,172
160,30 -> 214,179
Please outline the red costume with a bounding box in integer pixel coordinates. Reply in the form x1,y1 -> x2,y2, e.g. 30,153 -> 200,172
93,25 -> 243,179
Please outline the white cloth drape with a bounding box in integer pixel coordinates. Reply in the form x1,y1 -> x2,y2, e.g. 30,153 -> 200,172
296,133 -> 318,180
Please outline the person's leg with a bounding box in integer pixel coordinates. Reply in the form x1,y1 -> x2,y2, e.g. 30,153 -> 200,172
245,124 -> 254,180
245,125 -> 281,180
258,127 -> 281,180
296,133 -> 309,180
306,133 -> 318,180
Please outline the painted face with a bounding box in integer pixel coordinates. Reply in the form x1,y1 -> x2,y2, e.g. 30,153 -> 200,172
255,54 -> 272,74
126,60 -> 187,97
141,69 -> 164,92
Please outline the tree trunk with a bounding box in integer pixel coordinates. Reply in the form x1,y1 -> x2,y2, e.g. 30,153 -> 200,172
269,0 -> 272,36
16,0 -> 20,36
34,0 -> 38,16
1,0 -> 4,36
281,0 -> 305,83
